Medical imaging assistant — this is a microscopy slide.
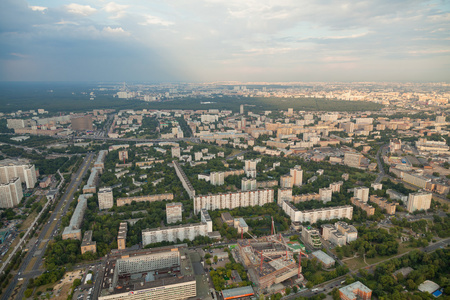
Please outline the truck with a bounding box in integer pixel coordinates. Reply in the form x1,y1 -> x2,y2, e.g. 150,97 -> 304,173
311,288 -> 318,292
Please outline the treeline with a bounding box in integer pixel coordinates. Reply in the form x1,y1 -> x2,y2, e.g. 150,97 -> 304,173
352,249 -> 450,298
335,226 -> 398,259
301,257 -> 349,286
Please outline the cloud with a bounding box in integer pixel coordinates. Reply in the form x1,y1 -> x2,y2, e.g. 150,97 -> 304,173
65,3 -> 97,16
103,2 -> 129,19
102,26 -> 130,36
139,15 -> 174,26
29,6 -> 47,12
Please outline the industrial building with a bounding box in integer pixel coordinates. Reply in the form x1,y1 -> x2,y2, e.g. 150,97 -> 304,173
343,152 -> 363,168
222,286 -> 255,300
193,189 -> 274,214
62,194 -> 92,240
236,234 -> 303,291
0,159 -> 37,189
98,246 -> 196,300
98,187 -> 114,210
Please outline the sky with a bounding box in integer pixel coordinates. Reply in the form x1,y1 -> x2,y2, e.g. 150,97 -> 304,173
0,0 -> 449,82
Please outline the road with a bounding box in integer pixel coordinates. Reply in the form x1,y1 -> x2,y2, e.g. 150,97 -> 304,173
1,153 -> 95,300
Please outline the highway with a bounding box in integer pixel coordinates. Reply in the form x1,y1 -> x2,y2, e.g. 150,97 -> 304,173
375,144 -> 388,183
1,153 -> 95,300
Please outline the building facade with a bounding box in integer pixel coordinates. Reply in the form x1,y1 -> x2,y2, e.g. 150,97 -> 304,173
166,202 -> 183,224
193,189 -> 274,214
98,187 -> 114,210
407,192 -> 432,213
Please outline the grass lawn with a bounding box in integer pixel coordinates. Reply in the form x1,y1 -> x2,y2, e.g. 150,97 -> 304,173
343,242 -> 415,271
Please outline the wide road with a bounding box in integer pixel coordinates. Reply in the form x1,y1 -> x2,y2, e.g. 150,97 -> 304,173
375,144 -> 388,183
1,153 -> 95,300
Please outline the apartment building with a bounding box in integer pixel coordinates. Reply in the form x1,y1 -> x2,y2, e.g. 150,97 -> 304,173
0,160 -> 37,189
407,192 -> 432,213
0,177 -> 23,208
166,202 -> 183,224
98,187 -> 114,210
193,189 -> 274,214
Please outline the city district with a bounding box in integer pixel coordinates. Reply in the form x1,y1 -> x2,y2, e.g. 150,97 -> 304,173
0,94 -> 449,300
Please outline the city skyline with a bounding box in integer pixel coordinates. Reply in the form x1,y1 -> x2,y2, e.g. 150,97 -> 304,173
1,0 -> 449,82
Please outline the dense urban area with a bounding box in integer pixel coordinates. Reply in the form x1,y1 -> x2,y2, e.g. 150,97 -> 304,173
0,82 -> 449,300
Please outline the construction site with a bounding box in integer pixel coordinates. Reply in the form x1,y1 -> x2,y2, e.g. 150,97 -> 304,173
235,218 -> 306,292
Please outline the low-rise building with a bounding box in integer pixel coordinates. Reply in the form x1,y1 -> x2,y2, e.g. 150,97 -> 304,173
351,197 -> 375,216
339,281 -> 372,300
81,230 -> 97,255
117,222 -> 127,250
370,195 -> 397,215
311,250 -> 335,268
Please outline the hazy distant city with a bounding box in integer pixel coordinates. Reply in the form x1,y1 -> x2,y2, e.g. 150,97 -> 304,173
1,0 -> 449,300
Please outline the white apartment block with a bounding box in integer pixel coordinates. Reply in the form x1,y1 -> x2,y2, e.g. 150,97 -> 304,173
210,172 -> 225,186
171,147 -> 181,158
407,192 -> 432,213
193,189 -> 274,214
277,188 -> 293,204
290,166 -> 303,186
353,187 -> 369,203
0,177 -> 23,208
166,202 -> 183,224
241,177 -> 257,191
98,187 -> 113,210
200,209 -> 213,233
281,200 -> 353,223
173,161 -> 195,199
244,159 -> 258,178
142,223 -> 209,245
116,250 -> 180,275
0,161 -> 37,189
319,187 -> 333,203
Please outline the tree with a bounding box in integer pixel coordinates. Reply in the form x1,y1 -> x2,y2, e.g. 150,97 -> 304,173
285,287 -> 291,295
24,289 -> 33,298
206,259 -> 212,265
293,286 -> 298,293
214,256 -> 218,263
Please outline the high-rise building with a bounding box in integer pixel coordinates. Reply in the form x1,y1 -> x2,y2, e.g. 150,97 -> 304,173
244,159 -> 257,178
240,104 -> 244,114
0,177 -> 23,208
319,187 -> 333,203
407,192 -> 432,213
166,202 -> 183,224
280,175 -> 293,188
290,166 -> 303,186
210,172 -> 224,186
117,222 -> 127,250
118,150 -> 128,161
353,187 -> 369,203
71,115 -> 93,131
241,177 -> 257,191
98,187 -> 113,210
0,160 -> 37,189
171,147 -> 181,158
